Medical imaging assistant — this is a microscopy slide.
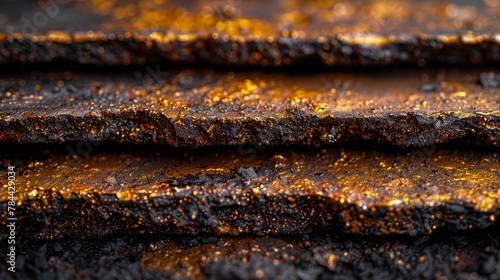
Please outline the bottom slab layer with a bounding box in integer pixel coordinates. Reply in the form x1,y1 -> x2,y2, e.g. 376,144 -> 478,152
1,228 -> 499,279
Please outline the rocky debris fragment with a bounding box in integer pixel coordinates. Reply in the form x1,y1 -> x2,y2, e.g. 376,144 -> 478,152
479,72 -> 500,88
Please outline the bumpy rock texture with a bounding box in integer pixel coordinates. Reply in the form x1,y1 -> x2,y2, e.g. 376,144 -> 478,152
1,0 -> 500,278
0,0 -> 499,67
0,67 -> 499,146
1,228 -> 500,279
0,144 -> 498,239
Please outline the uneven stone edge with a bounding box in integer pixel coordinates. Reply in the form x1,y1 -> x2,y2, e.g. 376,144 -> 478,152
0,188 -> 498,240
1,109 -> 499,147
1,32 -> 500,67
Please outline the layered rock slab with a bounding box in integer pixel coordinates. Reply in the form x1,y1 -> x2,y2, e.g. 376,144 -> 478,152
1,228 -> 500,279
0,144 -> 498,239
0,0 -> 499,67
0,67 -> 499,146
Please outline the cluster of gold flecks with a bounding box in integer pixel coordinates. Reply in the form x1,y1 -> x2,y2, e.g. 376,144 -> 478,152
0,147 -> 498,235
139,235 -> 484,277
2,68 -> 497,113
90,0 -> 275,37
1,68 -> 499,147
86,0 -> 499,37
3,0 -> 498,68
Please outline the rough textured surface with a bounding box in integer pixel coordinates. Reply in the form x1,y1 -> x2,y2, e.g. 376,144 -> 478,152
0,67 -> 499,147
1,1 -> 500,278
0,0 -> 499,67
0,144 -> 498,239
1,228 -> 500,279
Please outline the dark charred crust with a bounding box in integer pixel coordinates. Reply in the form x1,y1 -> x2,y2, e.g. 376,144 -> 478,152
0,144 -> 498,239
1,0 -> 500,277
0,0 -> 500,67
1,68 -> 499,147
1,228 -> 500,279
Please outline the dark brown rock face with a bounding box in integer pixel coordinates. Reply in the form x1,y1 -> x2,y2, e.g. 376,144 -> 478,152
1,68 -> 499,146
